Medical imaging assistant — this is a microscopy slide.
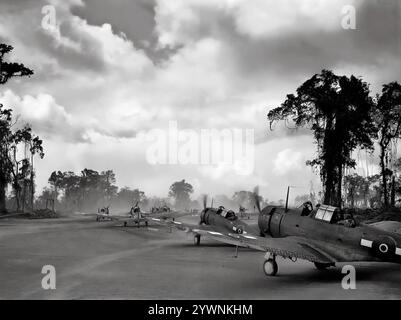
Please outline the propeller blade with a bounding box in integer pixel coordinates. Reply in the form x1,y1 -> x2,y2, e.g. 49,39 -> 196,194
253,186 -> 261,214
202,194 -> 207,210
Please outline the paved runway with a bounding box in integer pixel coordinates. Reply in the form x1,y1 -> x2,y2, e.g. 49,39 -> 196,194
0,214 -> 400,299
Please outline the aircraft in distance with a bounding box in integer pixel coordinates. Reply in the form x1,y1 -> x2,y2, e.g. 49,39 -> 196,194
152,187 -> 401,276
96,206 -> 113,221
95,202 -> 190,227
151,195 -> 259,246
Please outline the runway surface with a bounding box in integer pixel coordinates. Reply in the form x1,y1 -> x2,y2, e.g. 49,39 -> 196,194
0,214 -> 400,299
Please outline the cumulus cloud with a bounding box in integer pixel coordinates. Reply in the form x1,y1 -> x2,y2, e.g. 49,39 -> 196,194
0,90 -> 88,142
0,0 -> 399,200
273,149 -> 304,176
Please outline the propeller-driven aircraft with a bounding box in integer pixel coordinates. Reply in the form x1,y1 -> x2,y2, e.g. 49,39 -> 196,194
150,195 -> 259,246
152,187 -> 401,276
96,206 -> 112,221
95,202 -> 190,228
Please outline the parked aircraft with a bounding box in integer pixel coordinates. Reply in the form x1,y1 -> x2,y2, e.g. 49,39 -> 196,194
153,188 -> 401,276
95,202 -> 189,227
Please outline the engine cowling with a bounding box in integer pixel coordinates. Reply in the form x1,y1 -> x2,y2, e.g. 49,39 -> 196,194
257,206 -> 276,236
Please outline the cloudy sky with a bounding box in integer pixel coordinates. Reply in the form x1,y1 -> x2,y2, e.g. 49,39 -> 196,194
0,0 -> 400,202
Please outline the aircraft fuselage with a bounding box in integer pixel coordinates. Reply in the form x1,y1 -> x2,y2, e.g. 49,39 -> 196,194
258,208 -> 401,263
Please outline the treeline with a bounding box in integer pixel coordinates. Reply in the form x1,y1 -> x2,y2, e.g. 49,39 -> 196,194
0,44 -> 42,214
268,69 -> 401,209
343,171 -> 401,209
35,172 -> 193,213
33,173 -> 269,214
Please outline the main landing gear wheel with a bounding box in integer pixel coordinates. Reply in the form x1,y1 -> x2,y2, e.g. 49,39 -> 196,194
123,221 -> 127,227
263,258 -> 278,276
194,234 -> 201,246
314,262 -> 333,270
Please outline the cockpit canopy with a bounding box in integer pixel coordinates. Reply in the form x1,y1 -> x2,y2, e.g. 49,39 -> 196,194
314,205 -> 338,223
313,204 -> 356,227
216,206 -> 238,221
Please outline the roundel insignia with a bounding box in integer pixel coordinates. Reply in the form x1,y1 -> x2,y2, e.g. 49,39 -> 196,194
361,236 -> 399,260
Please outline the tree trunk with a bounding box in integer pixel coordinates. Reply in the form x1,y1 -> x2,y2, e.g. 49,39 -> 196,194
391,175 -> 396,207
380,144 -> 389,208
351,189 -> 355,208
323,160 -> 336,206
0,179 -> 6,214
337,164 -> 343,208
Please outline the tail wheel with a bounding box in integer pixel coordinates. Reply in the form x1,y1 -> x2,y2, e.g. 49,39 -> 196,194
194,234 -> 201,246
263,259 -> 278,276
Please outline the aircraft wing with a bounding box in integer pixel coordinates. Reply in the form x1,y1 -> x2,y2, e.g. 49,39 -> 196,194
149,218 -> 335,264
217,233 -> 336,264
368,221 -> 401,234
96,213 -> 134,221
142,210 -> 190,220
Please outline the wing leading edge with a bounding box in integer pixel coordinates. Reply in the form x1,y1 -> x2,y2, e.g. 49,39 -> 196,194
150,218 -> 335,264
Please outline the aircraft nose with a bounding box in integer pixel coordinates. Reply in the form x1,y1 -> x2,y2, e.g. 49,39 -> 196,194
258,210 -> 271,236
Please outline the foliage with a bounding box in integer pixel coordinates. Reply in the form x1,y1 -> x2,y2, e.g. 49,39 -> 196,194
374,82 -> 401,208
268,70 -> 377,206
0,43 -> 36,213
168,179 -> 194,210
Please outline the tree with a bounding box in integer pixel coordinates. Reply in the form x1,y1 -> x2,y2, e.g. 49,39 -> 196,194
49,169 -> 118,212
373,82 -> 401,208
343,174 -> 367,208
0,44 -> 34,213
232,190 -> 262,210
56,171 -> 81,210
268,70 -> 376,207
294,194 -> 311,206
168,179 -> 194,210
12,128 -> 44,211
49,170 -> 64,200
101,170 -> 117,203
116,187 -> 146,207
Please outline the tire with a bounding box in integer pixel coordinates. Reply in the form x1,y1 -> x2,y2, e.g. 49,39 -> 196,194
145,221 -> 148,227
263,259 -> 278,276
194,235 -> 201,246
124,221 -> 127,227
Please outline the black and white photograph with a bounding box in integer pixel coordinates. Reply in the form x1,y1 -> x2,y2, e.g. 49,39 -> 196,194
0,0 -> 401,303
